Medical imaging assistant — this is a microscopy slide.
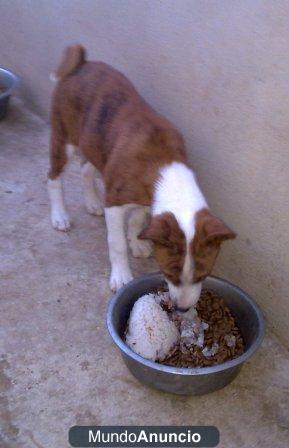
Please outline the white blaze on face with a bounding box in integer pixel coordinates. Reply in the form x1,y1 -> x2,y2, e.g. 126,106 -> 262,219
182,242 -> 193,283
153,162 -> 208,310
167,242 -> 202,310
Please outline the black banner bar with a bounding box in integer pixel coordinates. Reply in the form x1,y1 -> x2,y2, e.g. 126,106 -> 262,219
69,426 -> 219,447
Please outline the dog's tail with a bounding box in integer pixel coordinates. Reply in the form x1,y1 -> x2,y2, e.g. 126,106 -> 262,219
50,44 -> 86,82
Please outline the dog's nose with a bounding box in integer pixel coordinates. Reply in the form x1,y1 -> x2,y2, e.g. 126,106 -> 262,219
176,306 -> 191,313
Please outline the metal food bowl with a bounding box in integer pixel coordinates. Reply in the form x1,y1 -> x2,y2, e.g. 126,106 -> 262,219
0,68 -> 19,120
107,273 -> 265,395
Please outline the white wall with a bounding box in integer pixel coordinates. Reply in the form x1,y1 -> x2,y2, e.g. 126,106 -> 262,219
1,0 -> 289,346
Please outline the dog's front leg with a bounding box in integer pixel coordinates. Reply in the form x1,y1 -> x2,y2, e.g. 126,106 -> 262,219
105,206 -> 133,291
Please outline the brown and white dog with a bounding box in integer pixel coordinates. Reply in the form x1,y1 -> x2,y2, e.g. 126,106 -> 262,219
48,45 -> 236,311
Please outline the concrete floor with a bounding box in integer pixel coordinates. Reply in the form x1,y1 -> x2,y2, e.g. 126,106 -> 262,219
1,100 -> 289,448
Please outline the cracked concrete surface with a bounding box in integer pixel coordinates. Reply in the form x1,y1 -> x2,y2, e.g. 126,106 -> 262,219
1,101 -> 289,447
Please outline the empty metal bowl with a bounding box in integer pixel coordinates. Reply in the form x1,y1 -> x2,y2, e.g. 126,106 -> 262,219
0,68 -> 19,120
107,273 -> 265,395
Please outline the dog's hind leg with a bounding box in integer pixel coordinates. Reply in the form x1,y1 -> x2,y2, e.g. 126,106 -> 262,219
80,161 -> 104,216
47,128 -> 72,231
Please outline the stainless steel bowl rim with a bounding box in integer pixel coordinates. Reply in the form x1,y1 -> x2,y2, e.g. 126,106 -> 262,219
0,68 -> 19,98
107,273 -> 265,376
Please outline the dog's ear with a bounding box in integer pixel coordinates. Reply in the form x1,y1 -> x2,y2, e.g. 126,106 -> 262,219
138,214 -> 170,245
192,209 -> 236,282
201,210 -> 236,243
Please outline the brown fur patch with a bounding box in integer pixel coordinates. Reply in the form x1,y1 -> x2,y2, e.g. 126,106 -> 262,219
49,46 -> 186,206
192,208 -> 236,282
139,212 -> 186,285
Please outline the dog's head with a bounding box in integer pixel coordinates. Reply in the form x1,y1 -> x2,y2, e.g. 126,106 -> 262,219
139,208 -> 236,310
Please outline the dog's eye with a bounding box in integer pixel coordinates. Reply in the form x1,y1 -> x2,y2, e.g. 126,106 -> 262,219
156,241 -> 172,250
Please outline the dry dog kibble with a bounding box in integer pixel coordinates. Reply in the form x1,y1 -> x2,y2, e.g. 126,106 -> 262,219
160,289 -> 245,368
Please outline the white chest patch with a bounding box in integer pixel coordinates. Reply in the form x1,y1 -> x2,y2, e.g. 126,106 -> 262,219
152,162 -> 207,239
152,162 -> 208,283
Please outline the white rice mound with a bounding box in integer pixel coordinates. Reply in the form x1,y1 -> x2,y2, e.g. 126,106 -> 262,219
126,294 -> 179,361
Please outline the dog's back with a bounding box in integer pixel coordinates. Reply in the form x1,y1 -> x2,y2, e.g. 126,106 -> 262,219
50,45 -> 186,206
51,46 -> 141,150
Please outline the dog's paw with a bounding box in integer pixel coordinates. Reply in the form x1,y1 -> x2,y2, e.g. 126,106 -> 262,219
85,199 -> 104,216
109,267 -> 133,292
51,210 -> 71,231
129,238 -> 153,258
